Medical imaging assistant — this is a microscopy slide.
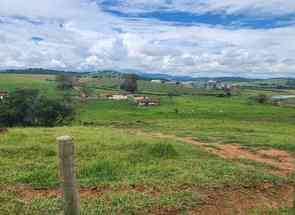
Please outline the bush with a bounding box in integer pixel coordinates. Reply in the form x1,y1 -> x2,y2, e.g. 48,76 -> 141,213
56,75 -> 76,90
80,160 -> 120,182
254,94 -> 269,104
148,143 -> 178,158
120,74 -> 138,93
0,89 -> 75,127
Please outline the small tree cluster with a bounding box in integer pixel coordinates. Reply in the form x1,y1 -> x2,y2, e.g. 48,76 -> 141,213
255,94 -> 269,104
56,75 -> 76,90
120,74 -> 138,93
0,89 -> 75,127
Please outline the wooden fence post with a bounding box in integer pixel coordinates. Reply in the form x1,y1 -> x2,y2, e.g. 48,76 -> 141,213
294,172 -> 295,215
57,136 -> 80,215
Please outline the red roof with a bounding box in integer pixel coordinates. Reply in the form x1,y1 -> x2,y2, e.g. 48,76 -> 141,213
0,91 -> 8,96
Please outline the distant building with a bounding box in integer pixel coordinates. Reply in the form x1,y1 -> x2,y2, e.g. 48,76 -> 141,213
206,80 -> 217,89
271,95 -> 295,101
111,94 -> 128,100
181,81 -> 194,88
133,96 -> 160,106
166,81 -> 180,85
0,91 -> 8,100
100,93 -> 129,100
206,80 -> 225,90
151,80 -> 163,84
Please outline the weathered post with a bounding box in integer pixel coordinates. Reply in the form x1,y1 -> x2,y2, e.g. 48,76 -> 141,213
57,136 -> 80,215
294,172 -> 295,215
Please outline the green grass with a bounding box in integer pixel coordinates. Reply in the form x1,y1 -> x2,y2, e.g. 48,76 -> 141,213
0,74 -> 58,96
78,95 -> 295,153
0,127 -> 288,214
1,74 -> 295,213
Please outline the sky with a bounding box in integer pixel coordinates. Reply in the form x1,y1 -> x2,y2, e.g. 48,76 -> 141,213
0,0 -> 295,78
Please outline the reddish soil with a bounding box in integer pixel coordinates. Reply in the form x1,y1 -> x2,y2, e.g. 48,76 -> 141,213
0,128 -> 8,134
1,183 -> 293,215
189,184 -> 292,215
0,185 -> 160,201
150,133 -> 295,177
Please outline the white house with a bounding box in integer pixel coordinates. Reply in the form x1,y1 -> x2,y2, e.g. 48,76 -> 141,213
151,80 -> 162,84
0,91 -> 8,100
110,94 -> 128,100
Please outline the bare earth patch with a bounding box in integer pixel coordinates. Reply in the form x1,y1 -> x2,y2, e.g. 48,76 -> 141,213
0,183 -> 292,215
0,128 -> 8,135
149,133 -> 295,177
189,183 -> 292,215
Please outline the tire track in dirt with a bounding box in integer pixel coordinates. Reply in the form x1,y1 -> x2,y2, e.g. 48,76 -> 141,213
148,132 -> 295,177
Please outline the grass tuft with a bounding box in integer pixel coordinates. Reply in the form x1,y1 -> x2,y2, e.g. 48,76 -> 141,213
147,143 -> 178,158
79,160 -> 121,182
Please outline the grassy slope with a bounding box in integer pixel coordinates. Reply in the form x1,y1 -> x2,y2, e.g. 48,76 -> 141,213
0,127 -> 286,214
1,74 -> 295,213
78,96 -> 295,153
0,74 -> 57,96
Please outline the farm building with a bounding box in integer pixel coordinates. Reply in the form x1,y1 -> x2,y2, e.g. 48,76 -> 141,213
151,80 -> 163,84
206,80 -> 225,90
166,81 -> 180,85
181,81 -> 194,88
133,96 -> 160,106
100,93 -> 129,100
0,91 -> 8,100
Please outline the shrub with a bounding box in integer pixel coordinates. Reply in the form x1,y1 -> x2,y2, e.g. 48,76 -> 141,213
0,89 -> 75,127
148,143 -> 178,158
120,74 -> 138,93
56,74 -> 76,90
80,160 -> 120,182
254,94 -> 269,104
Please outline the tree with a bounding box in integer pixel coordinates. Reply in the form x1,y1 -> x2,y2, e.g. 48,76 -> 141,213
223,86 -> 232,97
255,94 -> 269,104
0,89 -> 75,127
120,74 -> 138,93
56,75 -> 76,90
287,79 -> 295,87
35,97 -> 75,126
0,89 -> 39,126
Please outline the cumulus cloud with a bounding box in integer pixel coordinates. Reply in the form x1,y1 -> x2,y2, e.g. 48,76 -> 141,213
0,0 -> 295,77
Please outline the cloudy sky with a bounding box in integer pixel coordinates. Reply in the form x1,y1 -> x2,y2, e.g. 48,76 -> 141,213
0,0 -> 295,77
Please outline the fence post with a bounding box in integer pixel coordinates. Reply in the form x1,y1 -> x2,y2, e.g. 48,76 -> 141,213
57,136 -> 80,215
294,172 -> 295,215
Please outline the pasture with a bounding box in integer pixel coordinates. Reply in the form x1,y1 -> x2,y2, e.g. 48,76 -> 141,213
0,74 -> 57,96
0,73 -> 295,214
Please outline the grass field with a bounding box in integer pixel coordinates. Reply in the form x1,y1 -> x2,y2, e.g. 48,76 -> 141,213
78,96 -> 295,153
0,74 -> 57,96
0,127 -> 290,214
1,73 -> 295,214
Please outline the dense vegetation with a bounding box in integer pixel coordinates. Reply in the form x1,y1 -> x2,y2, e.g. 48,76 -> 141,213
0,89 -> 74,127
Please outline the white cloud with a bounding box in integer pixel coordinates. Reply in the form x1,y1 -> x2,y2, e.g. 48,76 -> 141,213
0,0 -> 294,77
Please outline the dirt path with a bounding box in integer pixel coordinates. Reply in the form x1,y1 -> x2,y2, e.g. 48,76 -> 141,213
190,183 -> 293,215
147,132 -> 295,177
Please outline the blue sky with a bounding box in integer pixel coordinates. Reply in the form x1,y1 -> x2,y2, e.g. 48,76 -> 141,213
0,0 -> 295,77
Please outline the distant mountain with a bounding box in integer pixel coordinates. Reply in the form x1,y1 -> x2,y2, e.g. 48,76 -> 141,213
138,72 -> 195,81
192,77 -> 261,82
1,68 -> 294,82
0,68 -> 89,75
91,70 -> 123,78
